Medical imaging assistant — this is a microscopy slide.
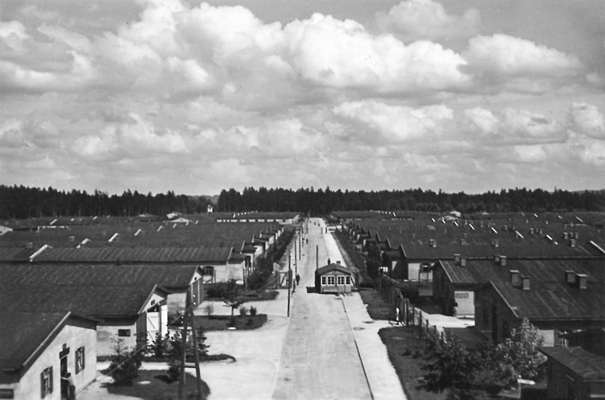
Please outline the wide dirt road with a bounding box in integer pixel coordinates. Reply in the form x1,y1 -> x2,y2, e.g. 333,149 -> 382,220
272,218 -> 372,400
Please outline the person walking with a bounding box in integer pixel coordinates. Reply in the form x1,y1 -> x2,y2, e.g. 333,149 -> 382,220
296,273 -> 301,286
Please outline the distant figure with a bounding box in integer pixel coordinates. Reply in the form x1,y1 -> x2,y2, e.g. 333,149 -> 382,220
306,238 -> 309,245
296,273 -> 301,286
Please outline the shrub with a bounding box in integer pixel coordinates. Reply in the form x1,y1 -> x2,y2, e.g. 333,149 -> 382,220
239,306 -> 248,316
109,345 -> 142,385
150,332 -> 170,359
249,306 -> 258,316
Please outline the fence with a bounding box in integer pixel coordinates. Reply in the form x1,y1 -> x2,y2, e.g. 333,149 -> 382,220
377,275 -> 447,344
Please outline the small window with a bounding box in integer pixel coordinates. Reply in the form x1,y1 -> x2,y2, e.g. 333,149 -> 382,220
321,276 -> 326,285
345,276 -> 351,285
40,366 -> 53,397
118,329 -> 131,337
75,347 -> 85,374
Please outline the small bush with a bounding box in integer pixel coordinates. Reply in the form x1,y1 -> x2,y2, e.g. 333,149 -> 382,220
249,306 -> 258,316
109,348 -> 142,385
239,306 -> 248,316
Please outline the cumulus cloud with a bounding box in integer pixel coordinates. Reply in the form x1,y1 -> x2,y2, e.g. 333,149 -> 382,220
376,0 -> 480,42
465,34 -> 582,79
569,102 -> 605,139
72,113 -> 188,159
464,107 -> 565,144
333,100 -> 453,142
513,145 -> 547,163
0,0 -> 604,193
286,14 -> 469,92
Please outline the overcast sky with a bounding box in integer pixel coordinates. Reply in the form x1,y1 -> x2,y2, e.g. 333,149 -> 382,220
1,0 -> 604,194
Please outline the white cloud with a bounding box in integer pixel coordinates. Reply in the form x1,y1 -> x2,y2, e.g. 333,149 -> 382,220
334,100 -> 453,142
376,0 -> 480,42
465,34 -> 582,78
464,107 -> 565,143
285,13 -> 469,92
513,145 -> 547,163
570,102 -> 605,139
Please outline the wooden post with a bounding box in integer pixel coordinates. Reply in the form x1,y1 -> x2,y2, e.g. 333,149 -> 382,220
315,245 -> 318,270
287,253 -> 291,317
188,289 -> 203,399
178,296 -> 189,400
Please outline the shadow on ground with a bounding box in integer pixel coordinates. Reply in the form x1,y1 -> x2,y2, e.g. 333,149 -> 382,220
102,370 -> 210,400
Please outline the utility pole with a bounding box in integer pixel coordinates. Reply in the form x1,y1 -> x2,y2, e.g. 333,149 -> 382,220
294,236 -> 297,274
316,244 -> 319,271
188,289 -> 203,400
287,253 -> 291,317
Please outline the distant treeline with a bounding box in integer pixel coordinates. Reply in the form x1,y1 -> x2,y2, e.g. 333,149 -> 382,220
217,187 -> 605,214
2,185 -> 604,219
0,185 -> 210,219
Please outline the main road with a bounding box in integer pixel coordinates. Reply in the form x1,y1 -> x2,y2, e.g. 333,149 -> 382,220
272,218 -> 372,400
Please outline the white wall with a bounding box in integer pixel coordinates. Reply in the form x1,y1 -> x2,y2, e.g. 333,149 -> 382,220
0,323 -> 97,400
96,323 -> 137,357
453,290 -> 475,317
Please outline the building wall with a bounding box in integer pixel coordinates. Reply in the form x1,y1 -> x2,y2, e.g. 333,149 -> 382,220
0,323 -> 97,400
319,271 -> 353,293
453,290 -> 474,317
96,323 -> 137,357
475,287 -> 518,343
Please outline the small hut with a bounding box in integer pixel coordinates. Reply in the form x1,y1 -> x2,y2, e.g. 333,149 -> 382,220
315,263 -> 354,294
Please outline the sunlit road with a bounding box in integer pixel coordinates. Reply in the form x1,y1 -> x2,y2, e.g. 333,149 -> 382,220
272,218 -> 372,400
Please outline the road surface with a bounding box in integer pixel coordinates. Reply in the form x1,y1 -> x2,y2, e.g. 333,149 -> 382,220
272,218 -> 372,400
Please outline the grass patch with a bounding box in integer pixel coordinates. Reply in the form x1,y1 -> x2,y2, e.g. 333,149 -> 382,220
103,369 -> 210,400
193,314 -> 268,331
359,287 -> 393,320
379,327 -> 447,400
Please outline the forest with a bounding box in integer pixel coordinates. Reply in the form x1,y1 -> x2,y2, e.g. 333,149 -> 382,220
0,185 -> 210,219
1,185 -> 604,219
217,187 -> 605,214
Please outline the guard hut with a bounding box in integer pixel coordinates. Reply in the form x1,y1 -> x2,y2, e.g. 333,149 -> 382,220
315,263 -> 354,294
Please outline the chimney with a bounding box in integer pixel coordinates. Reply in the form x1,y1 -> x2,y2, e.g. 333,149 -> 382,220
500,255 -> 507,267
574,231 -> 580,240
460,257 -> 467,267
453,253 -> 461,264
494,254 -> 501,264
563,232 -> 569,240
570,238 -> 577,248
510,269 -> 521,287
565,270 -> 576,285
429,238 -> 437,248
521,276 -> 530,291
576,273 -> 588,290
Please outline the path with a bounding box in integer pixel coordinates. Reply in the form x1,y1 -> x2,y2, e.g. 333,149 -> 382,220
272,218 -> 372,400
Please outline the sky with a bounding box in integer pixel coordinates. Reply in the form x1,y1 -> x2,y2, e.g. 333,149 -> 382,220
0,0 -> 604,195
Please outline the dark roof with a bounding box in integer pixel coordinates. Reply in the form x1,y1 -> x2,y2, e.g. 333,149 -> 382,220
0,284 -> 161,321
0,247 -> 35,261
440,258 -> 605,286
540,346 -> 605,379
317,263 -> 353,275
33,246 -> 233,263
0,312 -> 95,383
0,263 -> 199,291
486,280 -> 605,322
